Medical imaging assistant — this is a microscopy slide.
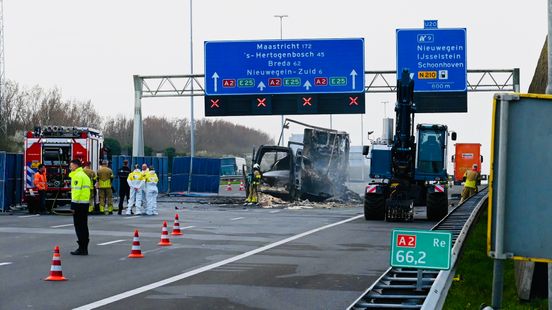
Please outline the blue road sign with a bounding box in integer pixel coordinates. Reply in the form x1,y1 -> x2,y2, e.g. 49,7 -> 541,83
397,28 -> 466,92
204,38 -> 364,96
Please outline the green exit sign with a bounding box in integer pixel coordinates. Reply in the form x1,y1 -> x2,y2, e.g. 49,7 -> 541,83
329,76 -> 347,86
284,78 -> 301,87
238,78 -> 255,88
390,229 -> 452,270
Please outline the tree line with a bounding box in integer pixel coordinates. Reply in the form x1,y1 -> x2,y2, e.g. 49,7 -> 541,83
0,81 -> 273,157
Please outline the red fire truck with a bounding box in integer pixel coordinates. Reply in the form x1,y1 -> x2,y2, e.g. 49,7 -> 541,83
24,126 -> 104,209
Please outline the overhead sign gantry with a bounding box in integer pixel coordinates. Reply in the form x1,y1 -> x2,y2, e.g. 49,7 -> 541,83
204,38 -> 365,116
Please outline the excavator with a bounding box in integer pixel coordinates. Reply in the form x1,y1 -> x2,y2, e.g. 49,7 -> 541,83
363,69 -> 456,221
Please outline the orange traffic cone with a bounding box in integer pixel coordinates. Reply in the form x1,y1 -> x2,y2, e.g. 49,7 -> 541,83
128,230 -> 144,258
45,246 -> 67,281
171,214 -> 183,236
158,221 -> 173,246
226,180 -> 232,191
239,180 -> 245,191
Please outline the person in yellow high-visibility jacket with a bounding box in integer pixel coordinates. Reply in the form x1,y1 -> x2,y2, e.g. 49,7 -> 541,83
246,164 -> 262,205
69,159 -> 91,255
96,160 -> 114,215
145,166 -> 159,215
460,164 -> 480,203
126,165 -> 145,215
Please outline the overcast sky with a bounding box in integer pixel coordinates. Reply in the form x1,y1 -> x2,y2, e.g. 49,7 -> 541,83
6,0 -> 547,173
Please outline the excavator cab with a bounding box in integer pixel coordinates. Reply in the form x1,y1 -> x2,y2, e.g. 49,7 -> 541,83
415,124 -> 450,181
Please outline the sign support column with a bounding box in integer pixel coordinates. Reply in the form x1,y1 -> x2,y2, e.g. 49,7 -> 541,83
132,75 -> 144,157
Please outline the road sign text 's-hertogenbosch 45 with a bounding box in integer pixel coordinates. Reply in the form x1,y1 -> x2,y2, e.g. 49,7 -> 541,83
204,38 -> 365,95
397,28 -> 466,92
390,229 -> 452,270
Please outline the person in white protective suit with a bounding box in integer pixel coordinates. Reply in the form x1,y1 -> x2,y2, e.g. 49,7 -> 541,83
145,166 -> 159,215
126,165 -> 145,215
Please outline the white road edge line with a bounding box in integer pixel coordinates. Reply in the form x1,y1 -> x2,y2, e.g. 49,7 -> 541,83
0,262 -> 13,266
230,217 -> 244,221
73,214 -> 363,310
50,224 -> 73,228
180,225 -> 195,229
18,214 -> 40,218
97,239 -> 126,246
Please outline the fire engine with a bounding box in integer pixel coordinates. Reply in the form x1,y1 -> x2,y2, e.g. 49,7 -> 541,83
24,126 -> 104,209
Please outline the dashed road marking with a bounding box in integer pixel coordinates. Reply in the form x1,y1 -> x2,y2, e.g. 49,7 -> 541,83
269,210 -> 280,214
230,217 -> 244,221
50,223 -> 73,228
97,239 -> 126,246
123,216 -> 140,220
74,214 -> 363,310
0,262 -> 13,267
18,214 -> 40,218
180,225 -> 195,229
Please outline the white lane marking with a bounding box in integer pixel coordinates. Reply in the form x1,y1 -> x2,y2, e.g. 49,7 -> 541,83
269,210 -> 280,214
74,214 -> 363,310
97,239 -> 126,246
50,224 -> 73,228
230,217 -> 244,221
180,226 -> 195,229
18,214 -> 40,218
0,262 -> 13,266
123,216 -> 140,220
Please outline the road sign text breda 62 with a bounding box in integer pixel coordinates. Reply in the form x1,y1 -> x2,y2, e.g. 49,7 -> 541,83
396,25 -> 467,113
204,38 -> 365,116
390,229 -> 452,270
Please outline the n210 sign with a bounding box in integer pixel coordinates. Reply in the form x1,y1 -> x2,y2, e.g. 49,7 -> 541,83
390,229 -> 452,270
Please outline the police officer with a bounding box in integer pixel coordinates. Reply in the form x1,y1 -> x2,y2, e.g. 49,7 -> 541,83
69,159 -> 91,255
145,166 -> 159,216
96,160 -> 114,215
117,160 -> 131,215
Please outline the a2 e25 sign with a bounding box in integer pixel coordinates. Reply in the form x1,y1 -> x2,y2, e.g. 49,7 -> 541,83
390,229 -> 452,270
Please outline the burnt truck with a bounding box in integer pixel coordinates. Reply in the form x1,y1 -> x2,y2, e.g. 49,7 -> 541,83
246,120 -> 350,201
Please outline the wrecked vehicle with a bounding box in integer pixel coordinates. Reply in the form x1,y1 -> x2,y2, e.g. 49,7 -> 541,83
246,119 -> 350,202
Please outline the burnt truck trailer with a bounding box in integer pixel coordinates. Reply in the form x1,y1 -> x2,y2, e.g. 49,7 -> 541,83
247,120 -> 350,202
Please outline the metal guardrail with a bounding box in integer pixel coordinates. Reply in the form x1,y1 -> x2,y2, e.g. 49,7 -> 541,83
348,188 -> 489,309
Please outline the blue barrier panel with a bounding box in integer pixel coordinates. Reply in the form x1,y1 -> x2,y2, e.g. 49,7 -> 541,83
0,152 -> 5,211
15,154 -> 23,205
171,157 -> 221,193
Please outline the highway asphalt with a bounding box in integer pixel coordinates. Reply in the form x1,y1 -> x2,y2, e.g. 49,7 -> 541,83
0,200 -> 437,310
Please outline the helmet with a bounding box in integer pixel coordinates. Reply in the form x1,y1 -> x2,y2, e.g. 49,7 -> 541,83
253,163 -> 260,170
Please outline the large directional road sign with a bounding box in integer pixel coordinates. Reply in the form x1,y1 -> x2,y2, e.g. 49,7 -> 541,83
397,28 -> 466,92
390,229 -> 452,270
204,38 -> 364,96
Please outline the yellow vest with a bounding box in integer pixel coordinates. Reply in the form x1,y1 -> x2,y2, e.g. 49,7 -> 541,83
69,167 -> 92,204
464,170 -> 479,189
96,166 -> 114,188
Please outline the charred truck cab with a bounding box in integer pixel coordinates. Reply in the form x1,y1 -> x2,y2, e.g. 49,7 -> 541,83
363,70 -> 455,222
248,121 -> 350,202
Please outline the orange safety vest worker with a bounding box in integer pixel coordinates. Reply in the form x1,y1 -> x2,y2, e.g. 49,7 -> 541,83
33,171 -> 47,191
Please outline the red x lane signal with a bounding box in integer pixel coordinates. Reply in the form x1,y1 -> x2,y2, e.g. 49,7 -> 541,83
257,98 -> 267,107
210,99 -> 220,108
302,97 -> 312,106
349,96 -> 359,106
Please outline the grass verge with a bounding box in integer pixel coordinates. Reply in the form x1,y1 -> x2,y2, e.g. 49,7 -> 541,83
444,210 -> 547,309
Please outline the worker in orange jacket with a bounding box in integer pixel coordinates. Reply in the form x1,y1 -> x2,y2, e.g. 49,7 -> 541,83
33,164 -> 48,214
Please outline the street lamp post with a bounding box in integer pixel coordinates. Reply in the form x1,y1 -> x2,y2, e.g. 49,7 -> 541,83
274,14 -> 288,146
187,0 -> 195,194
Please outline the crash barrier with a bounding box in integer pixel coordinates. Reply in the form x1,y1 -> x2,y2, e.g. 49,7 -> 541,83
0,152 -> 24,212
171,157 -> 221,194
111,156 -> 169,194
